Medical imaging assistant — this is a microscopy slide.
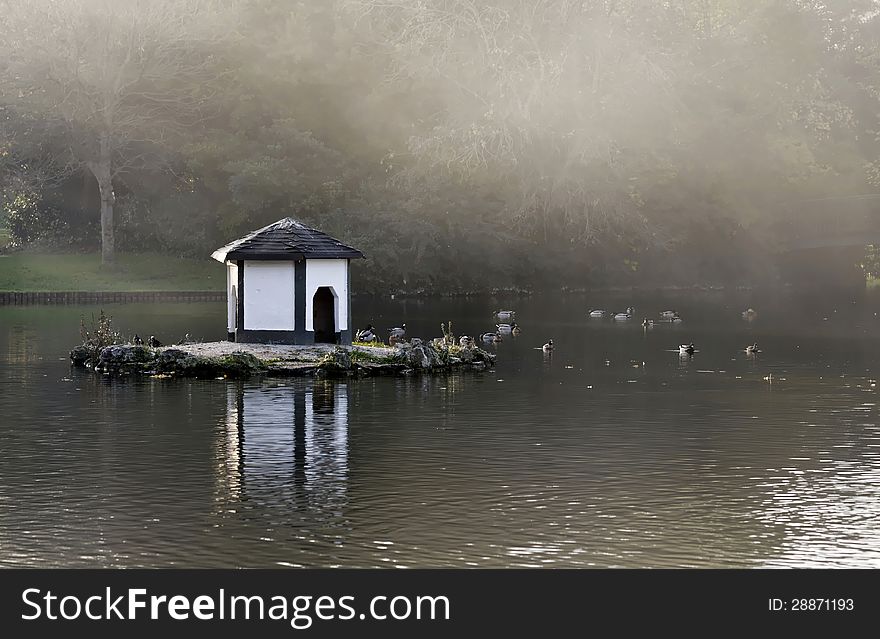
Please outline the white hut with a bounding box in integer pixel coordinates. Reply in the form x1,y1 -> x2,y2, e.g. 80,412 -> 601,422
211,218 -> 364,345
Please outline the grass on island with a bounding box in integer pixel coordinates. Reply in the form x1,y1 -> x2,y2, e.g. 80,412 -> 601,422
0,252 -> 223,292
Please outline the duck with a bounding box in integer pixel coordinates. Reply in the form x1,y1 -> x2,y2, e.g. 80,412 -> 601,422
613,312 -> 631,321
495,310 -> 515,321
679,342 -> 695,355
496,322 -> 517,333
177,333 -> 193,345
356,324 -> 378,342
480,332 -> 502,343
659,310 -> 677,319
670,314 -> 683,323
626,306 -> 635,314
642,318 -> 654,327
745,343 -> 759,354
148,335 -> 163,348
589,309 -> 606,318
133,334 -> 144,346
542,339 -> 554,352
741,308 -> 757,320
459,335 -> 475,348
388,323 -> 406,339
511,324 -> 522,336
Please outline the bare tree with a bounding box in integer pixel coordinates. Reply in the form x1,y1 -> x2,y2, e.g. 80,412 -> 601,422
0,0 -> 238,263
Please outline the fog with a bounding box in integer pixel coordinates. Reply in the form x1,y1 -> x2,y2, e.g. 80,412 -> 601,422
1,0 -> 879,292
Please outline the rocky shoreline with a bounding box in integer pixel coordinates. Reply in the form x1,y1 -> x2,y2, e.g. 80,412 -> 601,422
69,340 -> 496,378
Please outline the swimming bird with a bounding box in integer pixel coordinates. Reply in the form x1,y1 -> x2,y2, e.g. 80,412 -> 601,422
357,324 -> 378,342
388,323 -> 406,339
642,318 -> 654,327
495,310 -> 515,321
660,310 -> 677,319
148,335 -> 163,348
679,342 -> 695,355
511,323 -> 522,336
745,343 -> 759,354
133,334 -> 143,345
496,322 -> 516,333
480,332 -> 502,343
542,339 -> 554,352
589,309 -> 606,318
613,312 -> 632,321
742,308 -> 757,320
626,306 -> 635,314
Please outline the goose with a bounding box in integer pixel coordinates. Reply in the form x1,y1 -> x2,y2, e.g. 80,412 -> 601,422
679,342 -> 695,355
459,335 -> 475,348
542,339 -> 554,352
133,334 -> 143,346
495,310 -> 515,321
660,310 -> 677,319
589,309 -> 606,318
745,343 -> 759,354
480,332 -> 502,343
496,322 -> 516,333
388,323 -> 406,339
613,312 -> 631,321
148,335 -> 163,348
356,324 -> 378,342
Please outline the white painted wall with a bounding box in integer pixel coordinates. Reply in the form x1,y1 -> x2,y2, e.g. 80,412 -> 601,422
226,261 -> 238,332
243,261 -> 295,330
305,259 -> 348,332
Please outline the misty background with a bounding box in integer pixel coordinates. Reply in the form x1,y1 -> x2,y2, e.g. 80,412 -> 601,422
1,0 -> 879,293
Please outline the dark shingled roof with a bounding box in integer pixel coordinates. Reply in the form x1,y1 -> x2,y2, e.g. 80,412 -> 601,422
211,218 -> 364,262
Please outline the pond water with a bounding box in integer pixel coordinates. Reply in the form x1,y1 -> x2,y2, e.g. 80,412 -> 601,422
1,288 -> 879,568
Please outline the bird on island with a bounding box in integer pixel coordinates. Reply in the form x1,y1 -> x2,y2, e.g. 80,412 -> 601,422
495,310 -> 515,321
148,335 -> 163,348
388,324 -> 406,339
745,343 -> 759,354
660,310 -> 677,319
679,342 -> 695,355
459,335 -> 475,348
542,339 -> 554,352
589,309 -> 606,318
133,334 -> 144,345
357,324 -> 378,342
481,332 -> 502,343
177,333 -> 193,345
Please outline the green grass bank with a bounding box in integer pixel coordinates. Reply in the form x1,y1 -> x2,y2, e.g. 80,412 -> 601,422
0,252 -> 223,292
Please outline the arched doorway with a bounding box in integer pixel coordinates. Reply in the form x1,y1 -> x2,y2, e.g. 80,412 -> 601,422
313,287 -> 337,343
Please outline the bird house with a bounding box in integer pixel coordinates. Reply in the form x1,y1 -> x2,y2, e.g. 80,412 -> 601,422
211,218 -> 364,345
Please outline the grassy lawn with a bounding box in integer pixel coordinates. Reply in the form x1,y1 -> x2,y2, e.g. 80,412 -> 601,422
0,252 -> 223,292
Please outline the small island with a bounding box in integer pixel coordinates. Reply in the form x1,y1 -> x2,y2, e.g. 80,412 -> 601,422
70,339 -> 496,379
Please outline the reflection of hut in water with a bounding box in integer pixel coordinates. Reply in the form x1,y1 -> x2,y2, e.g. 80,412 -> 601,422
218,381 -> 349,511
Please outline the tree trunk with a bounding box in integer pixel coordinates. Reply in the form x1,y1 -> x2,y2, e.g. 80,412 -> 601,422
89,135 -> 115,265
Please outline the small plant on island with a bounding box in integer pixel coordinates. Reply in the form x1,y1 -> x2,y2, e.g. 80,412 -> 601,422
75,309 -> 124,363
